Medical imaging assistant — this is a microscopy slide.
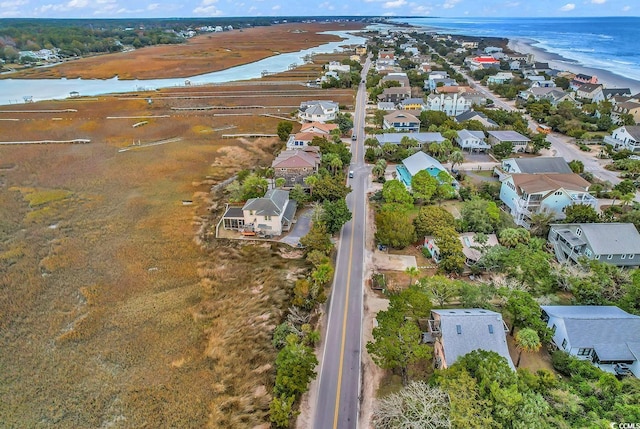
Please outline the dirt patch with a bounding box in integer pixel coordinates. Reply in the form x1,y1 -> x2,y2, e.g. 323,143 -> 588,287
4,22 -> 364,80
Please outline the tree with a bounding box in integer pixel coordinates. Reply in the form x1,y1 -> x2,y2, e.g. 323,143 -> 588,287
373,381 -> 451,429
277,121 -> 293,141
505,290 -> 549,339
568,160 -> 584,174
515,328 -> 541,368
300,221 -> 333,255
382,179 -> 414,207
529,133 -> 551,154
498,227 -> 530,248
405,266 -> 420,286
420,275 -> 462,307
274,334 -> 318,397
564,204 -> 600,223
413,205 -> 455,238
460,198 -> 501,233
303,174 -> 318,197
434,227 -> 466,275
240,173 -> 268,200
289,183 -> 310,204
375,203 -> 416,248
449,150 -> 465,171
492,141 -> 514,160
614,179 -> 636,196
275,177 -> 286,188
372,159 -> 387,181
311,173 -> 351,202
411,170 -> 438,202
321,199 -> 352,234
270,394 -> 297,428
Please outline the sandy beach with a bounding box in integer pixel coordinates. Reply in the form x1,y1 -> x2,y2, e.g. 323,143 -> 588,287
508,38 -> 640,94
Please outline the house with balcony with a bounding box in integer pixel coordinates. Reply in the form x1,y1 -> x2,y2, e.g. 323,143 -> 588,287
548,223 -> 640,267
499,173 -> 595,228
518,87 -> 575,106
298,100 -> 339,123
383,110 -> 421,132
487,72 -> 514,85
400,98 -> 427,110
494,156 -> 572,180
272,149 -> 321,188
426,92 -> 472,116
604,125 -> 640,152
570,73 -> 598,90
241,189 -> 297,236
382,72 -> 410,88
455,110 -> 498,128
612,101 -> 640,125
455,129 -> 490,152
576,83 -> 604,102
487,130 -> 531,153
426,309 -> 514,370
377,86 -> 412,104
541,306 -> 640,377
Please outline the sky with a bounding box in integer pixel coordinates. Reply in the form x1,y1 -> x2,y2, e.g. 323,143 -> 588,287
0,0 -> 636,19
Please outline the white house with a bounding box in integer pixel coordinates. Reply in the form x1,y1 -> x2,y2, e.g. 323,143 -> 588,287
298,100 -> 339,123
426,93 -> 472,116
499,173 -> 596,228
327,61 -> 350,73
541,306 -> 640,377
455,129 -> 490,152
487,72 -> 514,85
604,125 -> 640,152
376,132 -> 445,148
487,130 -> 531,153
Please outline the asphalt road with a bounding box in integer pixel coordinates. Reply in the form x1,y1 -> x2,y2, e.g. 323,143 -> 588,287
312,57 -> 371,429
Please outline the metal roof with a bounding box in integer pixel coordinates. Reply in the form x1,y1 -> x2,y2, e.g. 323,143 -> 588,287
401,151 -> 446,177
376,132 -> 445,145
431,309 -> 515,369
507,157 -> 572,174
555,223 -> 640,255
488,130 -> 531,142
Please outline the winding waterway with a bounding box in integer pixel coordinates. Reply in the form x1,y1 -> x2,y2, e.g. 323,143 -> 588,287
0,31 -> 366,105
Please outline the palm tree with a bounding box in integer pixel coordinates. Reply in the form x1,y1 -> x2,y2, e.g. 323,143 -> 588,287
264,167 -> 275,188
621,192 -> 635,207
304,174 -> 318,197
610,189 -> 622,206
449,150 -> 464,171
329,156 -> 343,176
372,163 -> 385,180
499,228 -> 526,248
515,328 -> 541,368
405,266 -> 420,286
275,177 -> 286,188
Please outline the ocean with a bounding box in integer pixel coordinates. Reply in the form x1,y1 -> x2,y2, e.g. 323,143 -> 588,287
394,17 -> 640,83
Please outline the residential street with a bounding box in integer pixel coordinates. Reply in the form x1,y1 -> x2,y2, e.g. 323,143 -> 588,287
311,57 -> 370,429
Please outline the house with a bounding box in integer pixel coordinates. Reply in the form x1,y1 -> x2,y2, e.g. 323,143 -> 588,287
426,93 -> 472,116
377,86 -> 412,104
298,100 -> 339,123
519,87 -> 575,106
383,110 -> 421,132
499,173 -> 596,228
326,61 -> 350,73
548,223 -> 640,267
541,306 -> 640,377
487,72 -> 514,85
571,73 -> 598,89
241,189 -> 297,236
382,72 -> 410,88
286,132 -> 320,149
455,129 -> 490,152
377,101 -> 396,111
604,125 -> 640,152
425,232 -> 499,266
487,130 -> 531,153
272,149 -> 321,187
531,80 -> 557,89
509,60 -> 522,71
460,90 -> 486,107
612,101 -> 640,125
467,56 -> 501,71
375,132 -> 445,147
602,88 -> 632,100
400,98 -> 426,110
495,156 -> 572,180
355,45 -> 367,56
576,83 -> 604,102
427,309 -> 514,370
300,122 -> 338,135
455,110 -> 498,128
221,189 -> 297,236
532,62 -> 551,74
396,151 -> 450,189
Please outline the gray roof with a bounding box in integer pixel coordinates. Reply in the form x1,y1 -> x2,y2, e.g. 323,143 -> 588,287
402,151 -> 447,176
457,129 -> 486,140
376,132 -> 445,145
222,206 -> 244,219
432,309 -> 514,369
401,97 -> 426,106
622,126 -> 640,141
506,157 -> 572,174
542,305 -> 640,359
243,189 -> 290,216
282,199 -> 297,222
488,130 -> 531,142
553,223 -> 640,255
454,110 -> 494,123
603,88 -> 631,98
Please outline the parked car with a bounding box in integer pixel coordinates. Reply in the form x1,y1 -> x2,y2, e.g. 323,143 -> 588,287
614,363 -> 632,377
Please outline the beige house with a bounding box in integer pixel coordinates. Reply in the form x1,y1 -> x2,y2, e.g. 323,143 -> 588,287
221,189 -> 297,237
272,149 -> 320,187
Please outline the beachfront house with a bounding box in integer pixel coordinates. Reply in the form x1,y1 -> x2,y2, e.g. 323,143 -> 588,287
396,151 -> 451,189
541,306 -> 640,377
426,309 -> 514,370
548,223 -> 640,267
298,100 -> 339,123
576,83 -> 604,102
604,125 -> 640,152
455,129 -> 490,152
487,130 -> 531,153
383,110 -> 421,132
499,172 -> 596,228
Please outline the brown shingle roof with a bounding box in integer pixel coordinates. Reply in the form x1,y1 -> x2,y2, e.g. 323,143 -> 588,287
511,173 -> 590,194
300,122 -> 338,134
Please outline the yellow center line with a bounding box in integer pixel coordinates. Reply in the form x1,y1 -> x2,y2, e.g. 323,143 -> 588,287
332,204 -> 357,428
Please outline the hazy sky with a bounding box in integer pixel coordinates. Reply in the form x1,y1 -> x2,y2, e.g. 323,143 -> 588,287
0,0 -> 635,18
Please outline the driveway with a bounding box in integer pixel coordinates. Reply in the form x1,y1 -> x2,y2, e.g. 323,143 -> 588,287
280,207 -> 312,247
372,252 -> 417,271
